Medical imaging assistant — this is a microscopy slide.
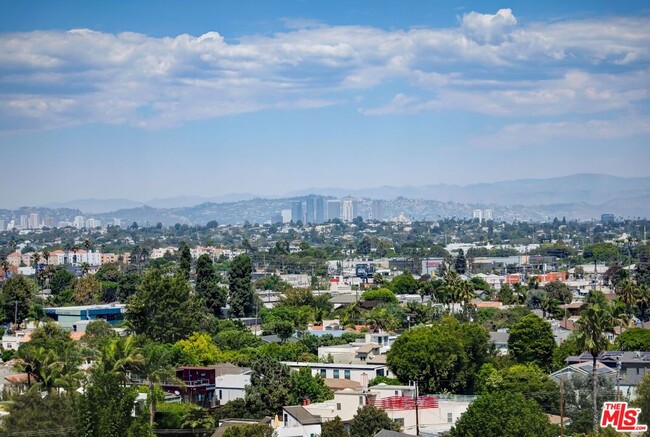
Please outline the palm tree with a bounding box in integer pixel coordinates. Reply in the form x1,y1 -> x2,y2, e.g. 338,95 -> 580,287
83,239 -> 92,252
96,336 -> 145,385
457,280 -> 475,307
141,346 -> 182,427
616,278 -> 638,317
71,244 -> 80,265
637,285 -> 650,323
444,271 -> 462,313
80,262 -> 90,277
42,249 -> 50,266
32,252 -> 41,268
575,295 -> 622,430
513,283 -> 528,305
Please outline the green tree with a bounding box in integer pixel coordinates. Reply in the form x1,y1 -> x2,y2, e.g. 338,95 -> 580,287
126,269 -> 207,343
387,318 -> 492,394
179,242 -> 192,280
195,254 -> 227,316
553,332 -> 581,371
176,332 -> 221,365
387,272 -> 418,294
141,342 -> 181,428
508,314 -> 556,372
289,367 -> 333,404
244,357 -> 293,417
81,319 -> 118,350
75,369 -> 150,436
50,267 -> 75,295
449,391 -> 556,437
633,371 -> 650,432
349,404 -> 400,437
229,254 -> 254,317
320,416 -> 348,437
222,424 -> 274,437
1,275 -> 36,326
73,274 -> 100,304
454,249 -> 467,274
0,391 -> 76,436
584,243 -> 619,273
543,280 -> 573,304
361,288 -> 398,304
615,327 -> 650,351
477,363 -> 560,413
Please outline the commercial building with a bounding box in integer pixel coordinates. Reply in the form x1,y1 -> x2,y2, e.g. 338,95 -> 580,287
43,304 -> 126,330
342,199 -> 358,222
326,200 -> 341,221
291,201 -> 303,223
371,200 -> 383,222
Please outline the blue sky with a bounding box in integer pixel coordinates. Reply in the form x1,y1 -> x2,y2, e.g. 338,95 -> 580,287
1,1 -> 649,208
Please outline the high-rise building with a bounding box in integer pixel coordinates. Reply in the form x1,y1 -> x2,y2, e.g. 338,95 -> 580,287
20,215 -> 28,229
281,209 -> 292,223
326,200 -> 341,221
74,215 -> 85,229
473,209 -> 483,222
342,199 -> 358,222
28,213 -> 39,229
271,213 -> 283,224
483,209 -> 493,221
315,197 -> 325,224
371,200 -> 383,222
291,201 -> 303,223
305,196 -> 316,224
113,218 -> 122,227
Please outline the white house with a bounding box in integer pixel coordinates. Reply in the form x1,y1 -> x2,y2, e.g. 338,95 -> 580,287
282,362 -> 391,384
215,372 -> 251,404
275,406 -> 321,437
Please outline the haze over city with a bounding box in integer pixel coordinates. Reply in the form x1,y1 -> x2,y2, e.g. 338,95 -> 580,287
1,0 -> 649,208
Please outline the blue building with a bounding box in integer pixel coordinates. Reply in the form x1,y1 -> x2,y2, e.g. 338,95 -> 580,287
43,304 -> 126,330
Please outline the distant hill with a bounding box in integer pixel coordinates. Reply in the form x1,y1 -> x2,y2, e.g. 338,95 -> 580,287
44,198 -> 144,214
286,174 -> 650,206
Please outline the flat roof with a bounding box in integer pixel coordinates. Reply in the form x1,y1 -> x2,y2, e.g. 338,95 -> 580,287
44,303 -> 126,312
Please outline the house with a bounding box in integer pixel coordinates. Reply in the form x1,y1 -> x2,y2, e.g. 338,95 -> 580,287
158,363 -> 251,407
1,330 -> 32,351
564,351 -> 650,399
275,406 -> 321,437
282,362 -> 392,384
162,366 -> 217,407
489,331 -> 509,356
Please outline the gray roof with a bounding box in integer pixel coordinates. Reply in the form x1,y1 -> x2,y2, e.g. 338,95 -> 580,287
374,430 -> 411,437
489,331 -> 510,344
283,406 -> 321,425
329,294 -> 359,304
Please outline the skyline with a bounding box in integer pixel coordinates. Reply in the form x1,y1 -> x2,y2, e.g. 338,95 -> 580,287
1,1 -> 649,208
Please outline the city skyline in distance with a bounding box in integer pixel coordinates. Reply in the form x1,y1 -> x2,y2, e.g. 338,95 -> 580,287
1,1 -> 649,208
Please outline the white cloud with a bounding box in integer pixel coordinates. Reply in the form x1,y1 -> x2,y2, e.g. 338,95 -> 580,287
0,10 -> 648,131
460,8 -> 517,44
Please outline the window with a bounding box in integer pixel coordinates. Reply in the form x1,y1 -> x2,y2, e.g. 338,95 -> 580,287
344,370 -> 351,380
333,369 -> 340,379
359,396 -> 364,406
447,413 -> 453,423
320,369 -> 326,378
394,390 -> 398,395
337,403 -> 341,411
219,390 -> 222,400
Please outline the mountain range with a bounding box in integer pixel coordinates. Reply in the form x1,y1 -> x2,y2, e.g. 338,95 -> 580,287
42,174 -> 650,215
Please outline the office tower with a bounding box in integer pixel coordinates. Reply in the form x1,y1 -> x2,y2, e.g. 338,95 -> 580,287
473,209 -> 482,222
305,196 -> 316,224
315,197 -> 325,224
483,209 -> 493,221
113,218 -> 122,227
291,201 -> 303,223
281,209 -> 292,224
271,213 -> 283,224
371,200 -> 383,222
326,200 -> 341,221
20,215 -> 28,229
342,199 -> 358,222
28,213 -> 39,229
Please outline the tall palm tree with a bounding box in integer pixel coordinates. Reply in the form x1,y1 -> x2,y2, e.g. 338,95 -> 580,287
513,283 -> 528,305
42,249 -> 50,265
616,278 -> 638,317
637,285 -> 650,323
141,346 -> 182,427
71,244 -> 80,265
32,252 -> 41,268
457,280 -> 475,307
575,296 -> 622,430
444,270 -> 462,313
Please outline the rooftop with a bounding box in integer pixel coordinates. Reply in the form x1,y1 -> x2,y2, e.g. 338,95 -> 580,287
283,406 -> 321,425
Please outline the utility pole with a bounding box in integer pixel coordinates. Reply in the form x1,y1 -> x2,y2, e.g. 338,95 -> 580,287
414,380 -> 420,436
14,300 -> 18,329
560,378 -> 564,437
616,358 -> 622,402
